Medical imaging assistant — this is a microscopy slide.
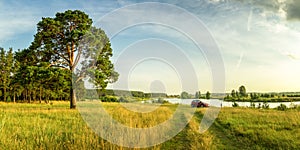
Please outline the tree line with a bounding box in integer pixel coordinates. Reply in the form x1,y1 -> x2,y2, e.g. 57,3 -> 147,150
0,47 -> 72,103
180,91 -> 211,99
225,85 -> 300,102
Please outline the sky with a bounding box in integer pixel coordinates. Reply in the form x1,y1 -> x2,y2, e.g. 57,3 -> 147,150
1,0 -> 300,94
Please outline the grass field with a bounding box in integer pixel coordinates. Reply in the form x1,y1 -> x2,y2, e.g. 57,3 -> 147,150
0,101 -> 299,149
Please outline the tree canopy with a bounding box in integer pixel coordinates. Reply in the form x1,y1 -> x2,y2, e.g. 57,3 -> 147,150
0,48 -> 15,102
205,91 -> 211,99
195,91 -> 201,99
181,91 -> 191,99
29,10 -> 119,108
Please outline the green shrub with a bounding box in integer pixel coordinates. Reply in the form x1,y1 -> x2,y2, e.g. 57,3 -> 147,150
289,103 -> 300,110
118,97 -> 129,103
250,102 -> 255,108
157,97 -> 165,103
257,103 -> 261,109
100,96 -> 118,102
163,100 -> 170,104
277,104 -> 287,111
232,102 -> 239,107
262,101 -> 269,109
153,98 -> 169,104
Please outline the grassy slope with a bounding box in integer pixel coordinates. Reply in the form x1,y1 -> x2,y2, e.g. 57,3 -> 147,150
0,102 -> 299,149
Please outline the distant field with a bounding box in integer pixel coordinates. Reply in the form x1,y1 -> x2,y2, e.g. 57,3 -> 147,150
0,102 -> 299,149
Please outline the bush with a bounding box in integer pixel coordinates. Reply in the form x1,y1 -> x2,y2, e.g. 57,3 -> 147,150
277,104 -> 287,111
119,97 -> 129,103
157,97 -> 164,103
100,96 -> 118,102
232,102 -> 239,107
250,102 -> 255,108
262,101 -> 269,109
289,103 -> 300,110
155,98 -> 169,104
257,103 -> 261,109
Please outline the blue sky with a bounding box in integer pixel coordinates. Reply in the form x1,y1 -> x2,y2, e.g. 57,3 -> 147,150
1,0 -> 300,94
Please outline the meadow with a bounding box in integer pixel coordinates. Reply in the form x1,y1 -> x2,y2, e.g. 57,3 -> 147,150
0,101 -> 299,149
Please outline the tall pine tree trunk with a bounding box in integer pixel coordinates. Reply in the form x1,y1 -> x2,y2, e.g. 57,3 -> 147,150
70,64 -> 76,109
70,88 -> 76,109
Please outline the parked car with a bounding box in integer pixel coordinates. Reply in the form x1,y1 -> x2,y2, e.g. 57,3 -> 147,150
191,100 -> 209,107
